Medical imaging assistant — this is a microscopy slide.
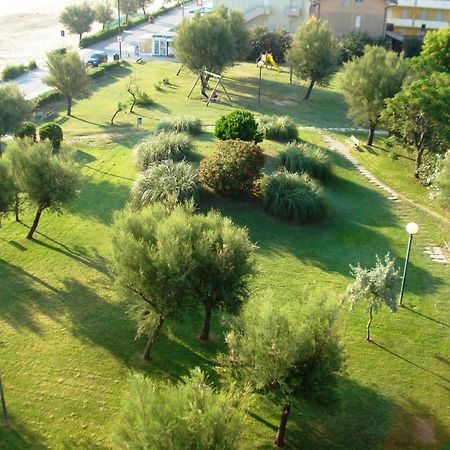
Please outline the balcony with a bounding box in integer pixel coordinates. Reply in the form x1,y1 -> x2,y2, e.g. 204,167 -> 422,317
244,6 -> 271,22
390,17 -> 449,28
395,0 -> 450,9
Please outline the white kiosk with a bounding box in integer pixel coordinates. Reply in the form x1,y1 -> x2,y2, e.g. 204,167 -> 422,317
138,32 -> 176,57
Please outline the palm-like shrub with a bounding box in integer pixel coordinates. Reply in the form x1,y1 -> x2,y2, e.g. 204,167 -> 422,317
278,142 -> 331,182
131,160 -> 198,208
259,115 -> 298,142
198,139 -> 264,198
262,171 -> 326,224
156,116 -> 202,135
214,110 -> 263,143
134,132 -> 192,171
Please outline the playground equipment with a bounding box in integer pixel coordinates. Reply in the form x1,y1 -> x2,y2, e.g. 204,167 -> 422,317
187,70 -> 232,107
267,54 -> 282,72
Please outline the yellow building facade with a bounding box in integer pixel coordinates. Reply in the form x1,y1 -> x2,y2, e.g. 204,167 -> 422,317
386,0 -> 450,36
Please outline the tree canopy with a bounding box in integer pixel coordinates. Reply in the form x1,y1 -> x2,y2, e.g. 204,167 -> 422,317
286,17 -> 338,100
59,2 -> 96,40
113,368 -> 249,449
174,8 -> 246,75
381,72 -> 450,178
95,1 -> 114,30
220,293 -> 344,446
116,0 -> 139,22
0,160 -> 15,226
415,27 -> 450,74
338,45 -> 407,145
6,139 -> 80,239
44,49 -> 89,116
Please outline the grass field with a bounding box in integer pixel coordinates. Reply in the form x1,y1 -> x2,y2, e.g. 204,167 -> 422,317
0,61 -> 449,450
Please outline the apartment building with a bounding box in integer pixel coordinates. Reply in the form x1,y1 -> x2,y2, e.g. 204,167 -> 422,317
385,0 -> 450,37
211,0 -> 309,32
311,0 -> 387,36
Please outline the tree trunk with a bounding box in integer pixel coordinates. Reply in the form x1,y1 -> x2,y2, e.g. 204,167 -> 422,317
14,193 -> 20,222
304,79 -> 315,100
79,33 -> 82,42
142,315 -> 164,361
128,91 -> 136,113
26,205 -> 44,240
367,124 -> 376,146
274,400 -> 291,447
0,142 -> 2,159
111,109 -> 120,125
142,7 -> 146,15
67,96 -> 72,116
199,303 -> 212,341
367,305 -> 373,341
289,67 -> 293,85
414,147 -> 424,179
102,23 -> 105,31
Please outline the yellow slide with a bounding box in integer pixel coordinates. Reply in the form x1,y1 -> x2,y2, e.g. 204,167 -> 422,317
267,54 -> 282,73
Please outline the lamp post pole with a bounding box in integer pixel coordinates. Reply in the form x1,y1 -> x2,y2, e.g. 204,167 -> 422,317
257,61 -> 264,104
0,372 -> 9,427
118,0 -> 122,59
399,222 -> 419,306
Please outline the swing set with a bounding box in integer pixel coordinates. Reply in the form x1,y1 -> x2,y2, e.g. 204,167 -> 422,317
187,70 -> 232,107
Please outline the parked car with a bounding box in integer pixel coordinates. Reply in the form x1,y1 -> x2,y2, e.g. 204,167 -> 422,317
86,52 -> 108,67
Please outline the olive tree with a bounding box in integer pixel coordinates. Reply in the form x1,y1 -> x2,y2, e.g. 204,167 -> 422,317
434,151 -> 450,209
116,0 -> 139,22
0,84 -> 31,157
113,368 -> 249,449
286,17 -> 338,100
44,49 -> 89,116
138,0 -> 154,15
0,161 -> 15,228
338,46 -> 407,146
111,202 -> 254,361
220,293 -> 344,447
7,140 -> 80,240
413,27 -> 450,74
59,2 -> 96,40
95,1 -> 114,30
346,254 -> 400,341
381,72 -> 449,178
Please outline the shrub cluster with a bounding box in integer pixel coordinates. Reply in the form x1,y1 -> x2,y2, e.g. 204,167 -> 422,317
157,116 -> 202,135
338,32 -> 388,63
259,115 -> 298,142
214,110 -> 263,143
15,122 -> 37,141
88,60 -> 122,79
134,132 -> 192,171
198,139 -> 264,198
33,90 -> 64,109
246,26 -> 292,63
278,142 -> 331,183
261,171 -> 326,224
2,60 -> 37,81
131,160 -> 198,208
39,122 -> 63,149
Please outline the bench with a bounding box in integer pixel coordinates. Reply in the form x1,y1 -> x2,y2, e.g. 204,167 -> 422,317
46,108 -> 57,119
136,57 -> 143,64
349,135 -> 361,149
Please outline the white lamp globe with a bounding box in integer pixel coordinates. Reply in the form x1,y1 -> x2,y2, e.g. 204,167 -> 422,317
257,60 -> 264,68
406,222 -> 419,235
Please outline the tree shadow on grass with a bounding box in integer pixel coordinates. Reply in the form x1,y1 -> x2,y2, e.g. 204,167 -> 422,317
0,415 -> 46,450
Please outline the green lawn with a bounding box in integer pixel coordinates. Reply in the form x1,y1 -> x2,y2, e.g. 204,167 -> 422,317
0,61 -> 449,450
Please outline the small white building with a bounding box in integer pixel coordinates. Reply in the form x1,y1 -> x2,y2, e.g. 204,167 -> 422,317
138,32 -> 176,57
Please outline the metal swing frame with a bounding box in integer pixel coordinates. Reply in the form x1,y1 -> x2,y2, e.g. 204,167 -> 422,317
187,70 -> 232,107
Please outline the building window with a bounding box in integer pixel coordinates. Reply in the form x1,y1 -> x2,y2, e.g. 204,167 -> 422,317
435,10 -> 443,21
419,10 -> 428,20
401,8 -> 408,18
355,0 -> 363,3
354,15 -> 361,29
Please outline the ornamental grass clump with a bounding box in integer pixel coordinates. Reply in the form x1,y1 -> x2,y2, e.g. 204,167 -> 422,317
156,115 -> 202,135
278,142 -> 331,183
262,171 -> 326,224
259,115 -> 299,142
198,139 -> 264,198
134,132 -> 192,171
131,160 -> 198,208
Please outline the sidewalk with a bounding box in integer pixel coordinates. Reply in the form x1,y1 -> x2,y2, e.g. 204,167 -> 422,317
8,0 -> 206,100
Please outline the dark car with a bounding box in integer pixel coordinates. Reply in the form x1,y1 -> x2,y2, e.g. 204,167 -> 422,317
86,52 -> 108,67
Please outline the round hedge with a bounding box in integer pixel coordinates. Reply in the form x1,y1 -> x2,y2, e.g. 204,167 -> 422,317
156,115 -> 202,135
131,160 -> 198,208
262,171 -> 326,224
198,139 -> 264,198
278,142 -> 331,182
15,122 -> 37,141
39,122 -> 63,149
214,110 -> 263,143
259,115 -> 298,142
134,132 -> 192,171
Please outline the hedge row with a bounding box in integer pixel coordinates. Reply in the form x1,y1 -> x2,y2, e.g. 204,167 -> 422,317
2,61 -> 37,81
80,2 -> 182,48
33,90 -> 65,109
88,60 -> 123,79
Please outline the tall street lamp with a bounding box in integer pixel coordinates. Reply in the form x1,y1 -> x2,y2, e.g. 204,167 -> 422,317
117,0 -> 122,59
399,222 -> 419,306
257,60 -> 264,104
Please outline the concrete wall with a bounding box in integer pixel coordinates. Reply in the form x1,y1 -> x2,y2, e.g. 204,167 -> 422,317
212,0 -> 310,32
317,0 -> 386,36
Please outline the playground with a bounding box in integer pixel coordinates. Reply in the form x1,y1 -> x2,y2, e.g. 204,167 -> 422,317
1,59 -> 449,449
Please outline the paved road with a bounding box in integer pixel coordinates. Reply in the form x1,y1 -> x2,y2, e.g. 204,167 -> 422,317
3,1 -> 207,99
